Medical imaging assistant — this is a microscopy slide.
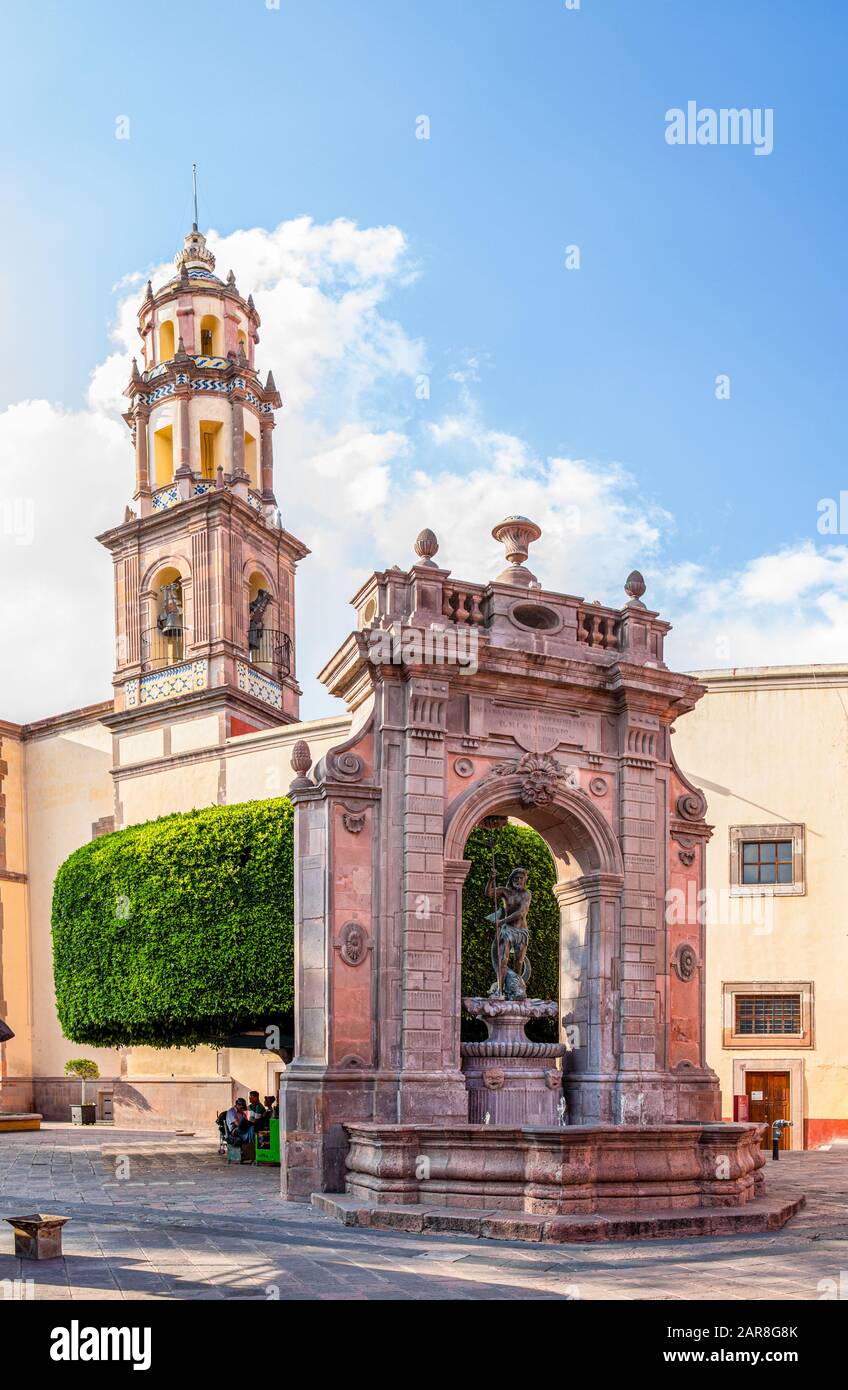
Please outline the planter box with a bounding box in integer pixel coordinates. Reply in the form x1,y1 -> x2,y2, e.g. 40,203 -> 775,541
70,1104 -> 96,1126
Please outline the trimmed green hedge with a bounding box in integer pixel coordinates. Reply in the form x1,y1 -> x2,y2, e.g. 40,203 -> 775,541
52,799 -> 295,1048
53,798 -> 559,1049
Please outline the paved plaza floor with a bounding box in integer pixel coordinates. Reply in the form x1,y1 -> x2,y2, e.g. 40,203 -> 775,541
1,1125 -> 846,1301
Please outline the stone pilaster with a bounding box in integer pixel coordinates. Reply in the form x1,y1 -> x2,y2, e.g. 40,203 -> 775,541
557,871 -> 624,1124
260,418 -> 275,500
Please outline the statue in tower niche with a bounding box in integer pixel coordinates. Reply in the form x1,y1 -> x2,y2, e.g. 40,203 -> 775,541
486,866 -> 532,1000
249,588 -> 272,653
156,581 -> 183,635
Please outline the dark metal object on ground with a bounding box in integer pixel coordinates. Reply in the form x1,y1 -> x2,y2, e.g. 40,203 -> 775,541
4,1213 -> 70,1260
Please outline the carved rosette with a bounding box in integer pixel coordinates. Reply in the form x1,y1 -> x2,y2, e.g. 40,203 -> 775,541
335,921 -> 371,967
672,943 -> 699,982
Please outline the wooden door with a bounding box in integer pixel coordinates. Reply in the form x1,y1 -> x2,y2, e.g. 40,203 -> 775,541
745,1071 -> 791,1149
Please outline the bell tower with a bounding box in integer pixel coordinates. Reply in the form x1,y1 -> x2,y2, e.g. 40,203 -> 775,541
98,222 -> 309,742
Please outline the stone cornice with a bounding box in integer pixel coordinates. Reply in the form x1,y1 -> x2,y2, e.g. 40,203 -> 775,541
126,354 -> 281,411
689,663 -> 848,693
18,700 -> 114,742
139,276 -> 261,329
102,682 -> 300,738
96,489 -> 309,564
319,627 -> 702,721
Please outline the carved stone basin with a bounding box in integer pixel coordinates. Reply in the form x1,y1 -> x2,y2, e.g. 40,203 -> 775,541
343,1121 -> 767,1215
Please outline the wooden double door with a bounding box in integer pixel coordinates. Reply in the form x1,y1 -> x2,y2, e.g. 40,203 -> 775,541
745,1071 -> 791,1149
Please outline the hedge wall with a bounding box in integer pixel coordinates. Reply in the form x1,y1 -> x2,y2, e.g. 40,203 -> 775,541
53,798 -> 559,1049
52,799 -> 295,1048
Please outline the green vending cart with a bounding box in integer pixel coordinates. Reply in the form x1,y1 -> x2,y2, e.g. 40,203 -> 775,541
255,1117 -> 280,1165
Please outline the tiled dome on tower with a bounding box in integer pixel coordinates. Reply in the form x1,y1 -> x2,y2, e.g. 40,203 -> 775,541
97,223 -> 309,740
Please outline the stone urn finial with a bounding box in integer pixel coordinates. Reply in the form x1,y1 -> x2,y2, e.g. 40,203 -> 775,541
492,515 -> 542,588
414,528 -> 439,567
624,569 -> 647,608
290,740 -> 313,790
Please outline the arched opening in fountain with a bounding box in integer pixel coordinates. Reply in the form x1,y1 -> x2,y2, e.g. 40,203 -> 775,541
446,772 -> 625,1127
459,819 -> 559,1044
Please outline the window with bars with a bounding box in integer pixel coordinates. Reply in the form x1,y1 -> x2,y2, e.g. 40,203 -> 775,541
741,839 -> 793,885
735,993 -> 801,1036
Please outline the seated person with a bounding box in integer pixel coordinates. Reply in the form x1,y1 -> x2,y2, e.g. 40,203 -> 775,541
246,1091 -> 268,1131
264,1095 -> 279,1121
225,1096 -> 254,1144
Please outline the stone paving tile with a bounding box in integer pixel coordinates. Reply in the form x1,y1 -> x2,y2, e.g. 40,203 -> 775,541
2,1125 -> 847,1300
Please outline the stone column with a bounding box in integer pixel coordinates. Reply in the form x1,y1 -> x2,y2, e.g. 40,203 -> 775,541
134,407 -> 150,498
176,303 -> 195,354
260,419 -> 275,500
280,750 -> 385,1200
231,400 -> 245,479
175,393 -> 192,502
396,679 -> 467,1123
443,857 -> 472,1076
557,871 -> 623,1124
617,730 -> 662,1122
279,782 -> 330,1201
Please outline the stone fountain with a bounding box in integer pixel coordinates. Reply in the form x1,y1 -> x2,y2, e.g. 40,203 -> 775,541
282,518 -> 805,1241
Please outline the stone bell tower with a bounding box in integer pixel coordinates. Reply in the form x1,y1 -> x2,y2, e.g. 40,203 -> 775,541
98,223 -> 309,742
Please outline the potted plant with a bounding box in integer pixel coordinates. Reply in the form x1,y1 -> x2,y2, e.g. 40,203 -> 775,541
65,1059 -> 99,1125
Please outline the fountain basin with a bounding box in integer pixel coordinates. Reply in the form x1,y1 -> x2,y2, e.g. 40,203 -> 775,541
342,1121 -> 766,1214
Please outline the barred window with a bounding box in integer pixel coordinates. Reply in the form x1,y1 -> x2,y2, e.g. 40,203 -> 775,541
741,839 -> 793,885
735,993 -> 801,1036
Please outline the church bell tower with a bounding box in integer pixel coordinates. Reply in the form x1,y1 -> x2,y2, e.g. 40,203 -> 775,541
98,222 -> 308,742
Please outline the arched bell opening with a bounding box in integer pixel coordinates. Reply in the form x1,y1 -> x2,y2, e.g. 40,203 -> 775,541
199,314 -> 222,358
141,564 -> 187,671
246,571 -> 290,680
158,319 -> 176,363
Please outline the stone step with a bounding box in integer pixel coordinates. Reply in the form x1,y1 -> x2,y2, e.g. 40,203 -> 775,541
312,1190 -> 805,1244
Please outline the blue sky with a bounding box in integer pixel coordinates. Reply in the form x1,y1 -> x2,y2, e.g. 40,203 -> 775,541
1,1 -> 846,719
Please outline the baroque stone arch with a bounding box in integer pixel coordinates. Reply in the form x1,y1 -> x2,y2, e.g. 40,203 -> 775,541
139,552 -> 192,598
444,774 -> 625,879
443,772 -> 626,1116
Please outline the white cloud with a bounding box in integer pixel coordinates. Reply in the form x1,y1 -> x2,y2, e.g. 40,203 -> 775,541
0,215 -> 843,725
660,543 -> 848,672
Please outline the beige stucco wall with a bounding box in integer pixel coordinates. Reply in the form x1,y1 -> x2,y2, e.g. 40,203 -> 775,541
674,665 -> 848,1144
22,717 -> 117,1082
0,730 -> 33,1093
